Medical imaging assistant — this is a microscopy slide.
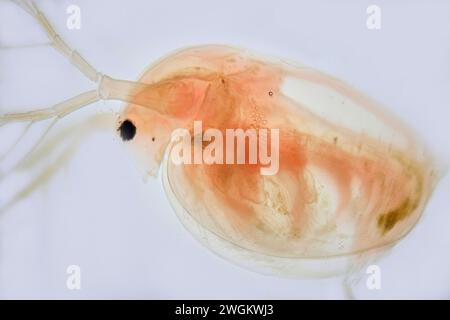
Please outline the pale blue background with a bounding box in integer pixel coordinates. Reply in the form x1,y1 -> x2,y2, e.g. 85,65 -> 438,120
0,0 -> 449,299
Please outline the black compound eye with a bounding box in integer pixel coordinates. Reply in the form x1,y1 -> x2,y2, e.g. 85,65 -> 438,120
118,119 -> 136,141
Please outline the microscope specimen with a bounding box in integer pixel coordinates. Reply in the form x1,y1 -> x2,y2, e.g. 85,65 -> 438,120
0,1 -> 442,281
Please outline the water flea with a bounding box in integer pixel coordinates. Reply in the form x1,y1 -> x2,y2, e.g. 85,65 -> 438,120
0,1 -> 440,282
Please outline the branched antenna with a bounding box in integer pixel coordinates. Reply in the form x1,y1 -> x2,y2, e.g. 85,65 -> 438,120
1,0 -> 165,126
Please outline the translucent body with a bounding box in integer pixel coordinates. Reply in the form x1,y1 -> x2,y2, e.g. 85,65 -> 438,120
0,1 -> 440,279
120,45 -> 437,276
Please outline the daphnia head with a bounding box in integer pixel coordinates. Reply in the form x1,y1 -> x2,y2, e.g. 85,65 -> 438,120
118,106 -> 174,177
117,77 -> 210,177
